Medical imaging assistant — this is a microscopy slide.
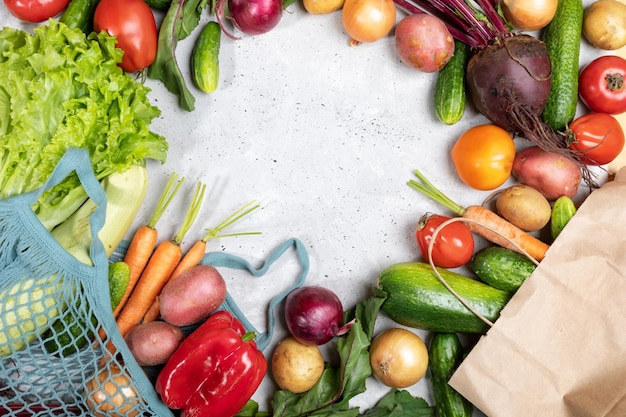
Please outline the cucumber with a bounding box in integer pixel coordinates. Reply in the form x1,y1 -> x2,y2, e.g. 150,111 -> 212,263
434,40 -> 469,125
551,195 -> 577,240
145,0 -> 172,10
108,261 -> 131,310
44,261 -> 130,356
470,246 -> 536,293
191,21 -> 221,94
429,333 -> 473,417
377,262 -> 511,334
60,0 -> 100,33
541,0 -> 583,131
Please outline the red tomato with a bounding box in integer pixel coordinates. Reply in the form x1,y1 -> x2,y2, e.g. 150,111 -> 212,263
4,0 -> 70,22
451,124 -> 516,190
579,55 -> 626,115
415,214 -> 474,268
93,0 -> 158,73
567,113 -> 625,166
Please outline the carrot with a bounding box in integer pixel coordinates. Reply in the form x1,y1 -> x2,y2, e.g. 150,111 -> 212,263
407,168 -> 550,261
113,173 -> 185,318
171,199 -> 261,278
115,180 -> 207,336
142,199 -> 261,323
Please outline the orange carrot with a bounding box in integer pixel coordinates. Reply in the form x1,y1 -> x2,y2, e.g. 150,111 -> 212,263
116,181 -> 206,336
113,173 -> 185,317
142,199 -> 261,323
408,169 -> 550,261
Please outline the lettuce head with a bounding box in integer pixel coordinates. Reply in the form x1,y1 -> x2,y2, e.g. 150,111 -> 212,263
0,19 -> 168,229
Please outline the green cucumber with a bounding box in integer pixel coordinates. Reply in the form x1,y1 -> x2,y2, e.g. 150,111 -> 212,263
429,333 -> 473,417
60,0 -> 100,33
541,0 -> 583,131
145,0 -> 172,10
551,195 -> 577,240
434,40 -> 469,125
108,261 -> 131,310
44,261 -> 130,356
470,246 -> 536,293
191,21 -> 221,94
377,262 -> 511,334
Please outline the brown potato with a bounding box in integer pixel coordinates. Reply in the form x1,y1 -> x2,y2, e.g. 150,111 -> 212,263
271,336 -> 325,393
496,185 -> 552,232
511,146 -> 582,200
583,0 -> 626,50
159,265 -> 227,327
124,321 -> 185,366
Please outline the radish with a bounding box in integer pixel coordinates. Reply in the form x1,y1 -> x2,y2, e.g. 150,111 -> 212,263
394,0 -> 596,187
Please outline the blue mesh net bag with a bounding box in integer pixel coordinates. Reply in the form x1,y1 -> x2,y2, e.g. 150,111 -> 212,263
0,148 -> 172,416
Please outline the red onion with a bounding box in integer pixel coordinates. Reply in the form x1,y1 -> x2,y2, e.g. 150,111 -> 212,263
216,0 -> 283,38
284,286 -> 354,346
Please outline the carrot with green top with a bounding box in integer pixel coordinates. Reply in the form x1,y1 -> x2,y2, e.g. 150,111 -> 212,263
408,169 -> 550,262
114,173 -> 184,318
142,199 -> 261,323
116,180 -> 207,336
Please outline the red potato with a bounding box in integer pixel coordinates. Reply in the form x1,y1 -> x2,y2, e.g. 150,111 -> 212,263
159,264 -> 227,327
124,321 -> 185,366
395,14 -> 455,73
511,146 -> 582,200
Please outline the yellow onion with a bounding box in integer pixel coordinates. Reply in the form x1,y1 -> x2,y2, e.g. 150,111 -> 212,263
369,328 -> 428,388
501,0 -> 558,31
341,0 -> 396,44
85,364 -> 139,417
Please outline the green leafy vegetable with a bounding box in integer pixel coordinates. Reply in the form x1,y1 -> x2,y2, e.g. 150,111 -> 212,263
270,294 -> 432,416
148,0 -> 210,111
0,20 -> 167,229
361,389 -> 434,417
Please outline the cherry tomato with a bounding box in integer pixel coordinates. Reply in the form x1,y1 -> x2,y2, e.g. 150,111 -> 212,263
93,0 -> 158,73
4,0 -> 70,22
416,214 -> 474,268
566,113 -> 625,166
578,55 -> 626,115
451,124 -> 516,190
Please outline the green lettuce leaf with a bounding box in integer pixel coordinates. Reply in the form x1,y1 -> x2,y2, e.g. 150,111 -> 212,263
0,20 -> 168,229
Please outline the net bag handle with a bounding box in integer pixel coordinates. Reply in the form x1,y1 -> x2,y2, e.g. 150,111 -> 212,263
201,237 -> 310,351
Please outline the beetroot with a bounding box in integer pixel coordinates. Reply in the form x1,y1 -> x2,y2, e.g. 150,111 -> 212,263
393,0 -> 597,188
466,35 -> 552,132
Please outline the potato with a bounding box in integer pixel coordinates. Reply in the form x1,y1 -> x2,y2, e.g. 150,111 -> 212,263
511,146 -> 582,200
583,0 -> 626,50
159,264 -> 227,327
271,336 -> 325,393
496,185 -> 552,232
124,321 -> 185,366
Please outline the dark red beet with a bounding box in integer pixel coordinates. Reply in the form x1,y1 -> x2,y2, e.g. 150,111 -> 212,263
466,35 -> 552,132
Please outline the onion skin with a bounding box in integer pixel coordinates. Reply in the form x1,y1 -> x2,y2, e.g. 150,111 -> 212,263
369,328 -> 429,388
227,0 -> 283,36
342,0 -> 396,44
284,286 -> 353,346
502,0 -> 558,31
466,35 -> 552,132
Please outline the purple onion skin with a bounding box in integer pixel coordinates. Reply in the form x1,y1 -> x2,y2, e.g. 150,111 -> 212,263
284,286 -> 352,346
466,35 -> 552,131
229,0 -> 283,35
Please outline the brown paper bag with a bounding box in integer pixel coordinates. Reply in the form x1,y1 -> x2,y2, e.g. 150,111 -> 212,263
449,168 -> 626,417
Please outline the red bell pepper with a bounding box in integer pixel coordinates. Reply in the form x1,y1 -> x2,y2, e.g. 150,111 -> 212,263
155,310 -> 267,417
